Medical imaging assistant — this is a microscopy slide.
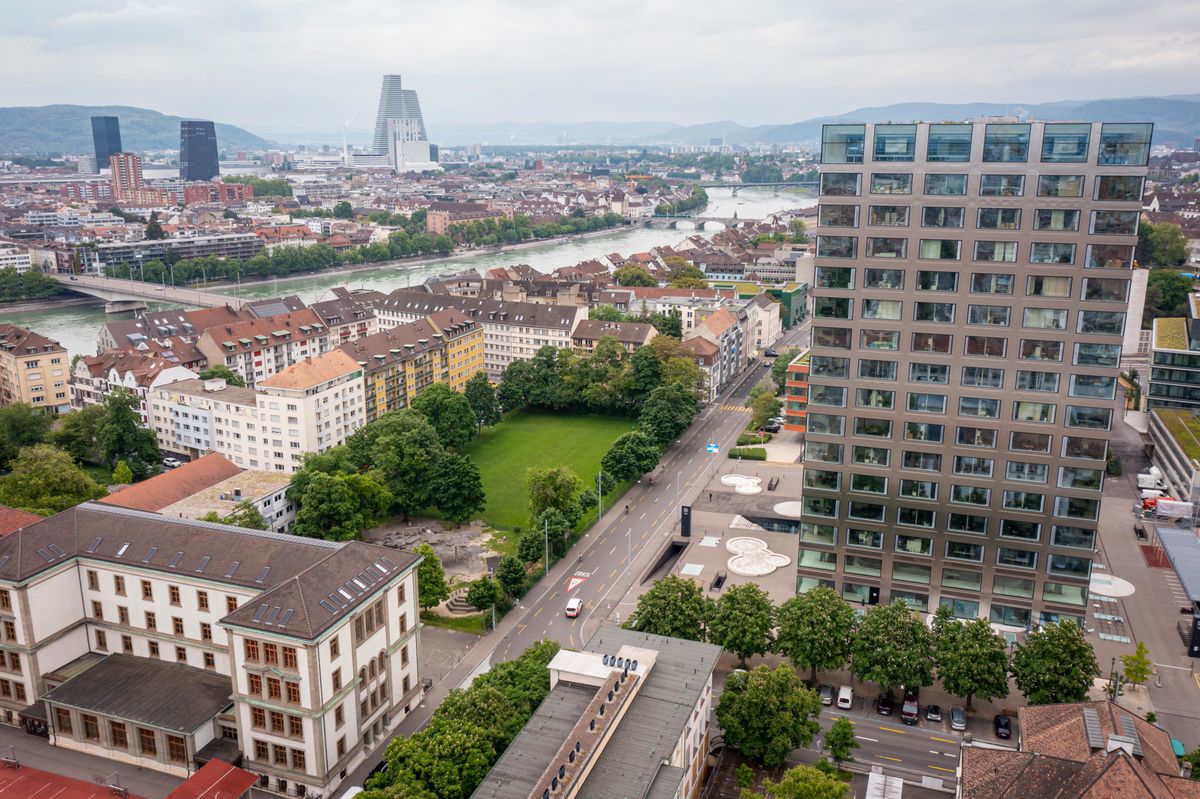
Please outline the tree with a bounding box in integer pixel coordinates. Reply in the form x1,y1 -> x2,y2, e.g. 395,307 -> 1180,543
411,384 -> 477,449
824,717 -> 859,768
639,383 -> 696,445
850,601 -> 934,692
533,507 -> 572,556
601,430 -> 660,480
0,444 -> 105,515
111,460 -> 133,484
517,528 -> 545,564
51,405 -> 105,463
414,543 -> 450,609
708,583 -> 775,667
495,555 -> 527,599
199,501 -> 268,530
1011,621 -> 1100,705
614,263 -> 657,287
332,200 -> 354,219
464,372 -> 500,428
98,388 -> 160,479
431,454 -> 485,525
292,471 -> 391,541
144,211 -> 165,240
770,347 -> 801,391
347,411 -> 444,519
741,764 -> 848,799
1137,220 -> 1189,266
625,574 -> 707,641
715,665 -> 821,768
0,402 -> 51,467
197,365 -> 246,387
774,587 -> 856,683
934,616 -> 1010,710
466,577 -> 501,615
1121,641 -> 1153,687
526,465 -> 579,520
1143,269 -> 1194,327
750,388 -> 782,429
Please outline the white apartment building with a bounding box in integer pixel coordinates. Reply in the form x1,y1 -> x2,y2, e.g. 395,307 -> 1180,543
0,246 -> 33,274
197,310 -> 330,389
0,502 -> 421,798
743,294 -> 783,351
149,378 -> 260,464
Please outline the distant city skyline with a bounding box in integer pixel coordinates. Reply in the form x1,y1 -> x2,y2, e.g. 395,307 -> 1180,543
3,0 -> 1199,132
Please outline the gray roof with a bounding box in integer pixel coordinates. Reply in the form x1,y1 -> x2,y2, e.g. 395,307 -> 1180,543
1155,525 -> 1200,602
43,654 -> 232,733
471,626 -> 722,799
378,289 -> 582,331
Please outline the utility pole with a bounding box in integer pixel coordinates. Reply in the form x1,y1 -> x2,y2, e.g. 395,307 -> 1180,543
544,518 -> 550,576
597,470 -> 603,522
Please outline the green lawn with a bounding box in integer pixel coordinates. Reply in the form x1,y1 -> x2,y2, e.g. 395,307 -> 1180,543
465,410 -> 633,529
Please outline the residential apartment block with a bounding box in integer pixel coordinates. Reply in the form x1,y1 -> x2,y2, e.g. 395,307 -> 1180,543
682,307 -> 746,402
197,311 -> 330,389
95,234 -> 263,270
0,324 -> 70,412
802,120 -> 1150,628
1148,299 -> 1200,410
570,319 -> 658,355
0,502 -> 420,798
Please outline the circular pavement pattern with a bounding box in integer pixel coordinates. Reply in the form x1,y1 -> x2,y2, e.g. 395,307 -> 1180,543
726,537 -> 792,577
1089,573 -> 1136,598
772,501 -> 805,518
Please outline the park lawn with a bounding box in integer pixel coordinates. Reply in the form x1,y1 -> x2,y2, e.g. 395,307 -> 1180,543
465,410 -> 633,530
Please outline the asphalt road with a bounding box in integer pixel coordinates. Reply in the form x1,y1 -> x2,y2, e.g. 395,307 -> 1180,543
814,707 -> 970,786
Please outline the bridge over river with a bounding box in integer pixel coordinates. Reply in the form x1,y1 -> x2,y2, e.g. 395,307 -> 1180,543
52,274 -> 242,313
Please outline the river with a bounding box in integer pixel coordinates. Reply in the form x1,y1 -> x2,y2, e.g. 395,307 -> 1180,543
1,188 -> 811,357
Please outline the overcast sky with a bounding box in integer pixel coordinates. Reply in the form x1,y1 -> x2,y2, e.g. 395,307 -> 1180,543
4,0 -> 1199,135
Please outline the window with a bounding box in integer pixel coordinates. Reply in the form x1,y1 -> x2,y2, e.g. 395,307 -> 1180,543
948,514 -> 988,536
904,422 -> 944,443
907,393 -> 946,414
1037,174 -> 1085,197
1027,276 -> 1072,299
853,270 -> 903,295
942,569 -> 983,592
122,635 -> 132,653
1020,340 -> 1063,362
981,125 -> 1030,163
1074,342 -> 1121,367
1055,496 -> 1100,521
844,555 -> 882,576
805,469 -> 841,491
813,327 -> 851,350
86,570 -> 98,591
812,356 -> 849,379
1069,375 -> 1117,400
267,677 -> 282,700
925,174 -> 967,195
1007,460 -> 1049,482
811,385 -> 847,407
139,728 -> 157,756
927,123 -> 972,161
111,721 -> 128,749
957,426 -> 997,448
55,708 -> 73,736
288,714 -> 302,736
1013,401 -> 1055,424
1011,430 -> 1053,453
951,484 -> 991,505
815,266 -> 854,289
909,363 -> 950,384
916,270 -> 958,291
807,442 -> 843,463
946,541 -> 984,562
974,240 -> 1018,262
1023,308 -> 1068,330
1083,277 -> 1129,302
801,523 -> 837,545
273,744 -> 288,766
854,417 -> 893,437
990,604 -> 1033,627
1063,436 -> 1107,461
1030,243 -> 1077,265
808,413 -> 845,435
821,125 -> 865,164
200,622 -> 212,642
1033,208 -> 1079,232
1052,525 -> 1096,550
1003,491 -> 1045,513
95,629 -> 107,651
858,359 -> 897,380
872,124 -> 916,161
248,674 -> 262,695
1066,405 -> 1112,430
804,497 -> 838,518
91,601 -> 103,620
144,611 -> 156,631
244,640 -> 260,662
141,580 -> 153,600
997,548 -> 1038,570
914,302 -> 955,323
1086,244 -> 1135,270
953,455 -> 993,478
1098,123 -> 1152,166
264,643 -> 279,665
292,749 -> 306,771
865,237 -> 907,258
912,332 -> 952,353
919,239 -> 960,260
903,451 -> 942,471
980,174 -> 1025,196
819,204 -> 859,227
967,305 -> 1010,326
851,474 -> 888,494
860,330 -> 899,351
1041,122 -> 1091,162
896,535 -> 934,556
1091,210 -> 1139,236
870,173 -> 912,194
168,585 -> 180,606
964,336 -> 1006,358
977,208 -> 1021,230
862,299 -> 902,320
226,596 -> 237,613
1096,175 -> 1144,201
820,172 -> 861,196
1058,466 -> 1104,490
167,735 -> 187,764
899,479 -> 937,500
962,367 -> 1004,388
204,652 -> 215,669
851,445 -> 890,466
921,206 -> 965,228
847,528 -> 884,549
196,591 -> 208,611
994,574 -> 1035,599
172,617 -> 184,636
283,646 -> 297,670
817,235 -> 858,259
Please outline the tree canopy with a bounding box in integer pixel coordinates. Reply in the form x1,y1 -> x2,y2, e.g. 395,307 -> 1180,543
292,471 -> 391,541
708,582 -> 775,667
414,542 -> 450,610
0,444 -> 105,515
411,383 -> 477,449
1138,220 -> 1189,267
775,587 -> 856,682
98,388 -> 160,479
850,600 -> 934,691
613,263 -> 657,287
197,365 -> 246,387
0,402 -> 51,467
1012,621 -> 1100,704
740,763 -> 849,799
715,665 -> 822,768
932,607 -> 1010,710
625,574 -> 708,641
601,430 -> 661,480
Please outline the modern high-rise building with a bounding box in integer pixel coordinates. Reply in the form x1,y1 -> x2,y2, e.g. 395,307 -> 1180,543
180,120 -> 220,182
90,116 -> 122,170
372,74 -> 428,156
108,152 -> 144,194
801,120 -> 1151,631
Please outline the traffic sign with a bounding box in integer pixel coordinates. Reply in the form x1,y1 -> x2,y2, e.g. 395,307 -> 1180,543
706,443 -> 719,453
567,571 -> 590,592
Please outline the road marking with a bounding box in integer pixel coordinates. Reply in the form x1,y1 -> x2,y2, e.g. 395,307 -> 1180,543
928,765 -> 957,773
640,512 -> 647,519
516,624 -> 526,633
855,736 -> 879,742
944,753 -> 957,759
929,750 -> 941,755
610,569 -> 618,579
930,736 -> 956,743
608,546 -> 616,555
879,726 -> 908,735
877,755 -> 902,762
533,607 -> 543,617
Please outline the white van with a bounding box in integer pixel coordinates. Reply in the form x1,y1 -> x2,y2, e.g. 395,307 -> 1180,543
836,685 -> 853,710
338,788 -> 364,799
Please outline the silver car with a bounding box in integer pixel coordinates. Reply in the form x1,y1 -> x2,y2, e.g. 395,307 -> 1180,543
819,684 -> 834,705
950,706 -> 967,731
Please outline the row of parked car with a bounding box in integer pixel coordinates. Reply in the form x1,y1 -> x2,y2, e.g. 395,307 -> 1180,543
818,684 -> 1011,738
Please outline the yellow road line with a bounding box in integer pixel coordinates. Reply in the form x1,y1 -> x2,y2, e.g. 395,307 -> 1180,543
930,736 -> 956,744
877,755 -> 902,762
533,607 -> 543,617
928,765 -> 956,773
879,726 -> 908,735
1194,672 -> 1200,693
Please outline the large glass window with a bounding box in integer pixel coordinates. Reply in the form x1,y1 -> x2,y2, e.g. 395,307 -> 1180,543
1069,375 -> 1117,400
1052,525 -> 1095,550
1038,175 -> 1085,197
910,363 -> 950,384
1041,123 -> 1091,162
979,175 -> 1025,196
808,413 -> 844,435
870,173 -> 912,194
1043,584 -> 1088,608
1058,466 -> 1104,490
1023,308 -> 1068,330
1091,210 -> 1139,236
997,547 -> 1038,570
820,172 -> 861,196
1098,123 -> 1152,166
1062,436 -> 1107,461
859,359 -> 898,380
925,174 -> 968,195
852,445 -> 890,467
1065,405 -> 1112,431
847,528 -> 884,549
819,204 -> 859,227
983,124 -> 1031,162
919,239 -> 961,260
845,554 -> 883,576
967,304 -> 1011,326
896,535 -> 934,556
849,505 -> 885,524
916,270 -> 959,292
810,385 -> 847,406
863,268 -> 905,289
1013,401 -> 1056,424
953,455 -> 993,477
978,208 -> 1021,230
912,332 -> 952,353
957,426 -> 997,448
856,387 -> 894,409
898,507 -> 935,528
1027,274 -> 1072,297
893,561 -> 932,585
812,327 -> 851,349
1007,460 -> 1049,483
867,206 -> 909,227
860,330 -> 900,351
951,484 -> 991,505
851,474 -> 888,495
975,241 -> 1018,262
1083,277 -> 1129,302
854,417 -> 893,438
994,574 -> 1035,599
942,569 -> 982,592
862,299 -> 902,320
1086,244 -> 1134,270
800,523 -> 837,546
1003,490 -> 1045,513
817,236 -> 858,258
1010,430 -> 1052,452
914,302 -> 956,323
1054,496 -> 1100,521
821,124 -> 866,164
1014,371 -> 1060,394
803,496 -> 838,518
1048,554 -> 1092,579
903,450 -> 942,471
904,422 -> 944,443
1020,340 -> 1064,362
815,266 -> 854,289
899,479 -> 938,500
922,206 -> 965,228
990,604 -> 1033,627
813,297 -> 851,319
1095,175 -> 1144,201
907,393 -> 946,414
964,336 -> 1006,358
947,513 -> 988,536
959,396 -> 1000,418
927,123 -> 973,162
946,541 -> 985,562
1030,243 -> 1077,265
1074,342 -> 1121,367
805,469 -> 841,491
811,356 -> 849,379
807,441 -> 843,463
866,238 -> 908,258
1033,209 -> 1080,231
962,366 -> 1004,388
799,550 -> 838,571
970,273 -> 1014,295
873,124 -> 917,162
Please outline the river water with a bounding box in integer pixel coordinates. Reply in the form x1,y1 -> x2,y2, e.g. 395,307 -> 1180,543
1,188 -> 811,357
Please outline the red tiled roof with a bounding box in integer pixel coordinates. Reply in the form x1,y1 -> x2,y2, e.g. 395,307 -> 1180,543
97,453 -> 243,512
0,505 -> 41,537
167,759 -> 257,799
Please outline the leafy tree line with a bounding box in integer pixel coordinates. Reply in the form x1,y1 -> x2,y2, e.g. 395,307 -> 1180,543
626,579 -> 1101,709
0,267 -> 66,304
362,640 -> 560,799
1138,219 -> 1189,267
655,186 -> 709,215
1143,268 -> 1194,328
589,303 -> 684,338
221,175 -> 293,197
448,211 -> 625,248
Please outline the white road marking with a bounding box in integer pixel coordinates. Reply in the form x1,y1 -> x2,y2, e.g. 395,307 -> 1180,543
856,736 -> 879,742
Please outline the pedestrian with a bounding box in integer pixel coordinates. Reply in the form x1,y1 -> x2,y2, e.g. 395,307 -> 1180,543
708,492 -> 712,501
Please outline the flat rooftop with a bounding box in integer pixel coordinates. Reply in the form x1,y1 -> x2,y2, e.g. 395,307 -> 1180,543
1153,316 -> 1189,352
1155,408 -> 1200,463
159,470 -> 292,522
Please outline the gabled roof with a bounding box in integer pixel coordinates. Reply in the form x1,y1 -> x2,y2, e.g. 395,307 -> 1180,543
168,759 -> 258,799
0,505 -> 40,538
97,453 -> 244,513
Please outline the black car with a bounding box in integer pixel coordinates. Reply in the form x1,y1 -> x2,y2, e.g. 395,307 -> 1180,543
764,348 -> 780,358
994,714 -> 1012,739
876,693 -> 894,716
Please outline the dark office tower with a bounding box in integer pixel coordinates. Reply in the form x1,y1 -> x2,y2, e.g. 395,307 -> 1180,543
179,120 -> 219,181
91,116 -> 122,167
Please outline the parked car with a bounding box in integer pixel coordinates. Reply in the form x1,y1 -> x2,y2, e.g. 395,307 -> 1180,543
926,704 -> 943,723
994,714 -> 1012,739
565,598 -> 583,618
950,707 -> 967,731
161,457 -> 183,468
764,348 -> 780,358
761,422 -> 781,433
836,685 -> 853,710
876,693 -> 894,716
819,684 -> 834,706
901,692 -> 920,725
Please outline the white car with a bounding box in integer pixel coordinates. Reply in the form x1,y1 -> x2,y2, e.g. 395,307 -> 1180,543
161,457 -> 183,468
565,598 -> 583,618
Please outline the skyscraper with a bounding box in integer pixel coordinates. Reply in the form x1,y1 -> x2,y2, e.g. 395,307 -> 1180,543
91,116 -> 122,169
179,120 -> 219,182
372,75 -> 428,156
801,120 -> 1151,629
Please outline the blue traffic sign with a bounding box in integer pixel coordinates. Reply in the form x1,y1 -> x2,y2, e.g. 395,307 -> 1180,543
706,443 -> 719,453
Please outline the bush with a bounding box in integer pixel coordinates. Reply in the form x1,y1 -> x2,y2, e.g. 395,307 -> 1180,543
1107,454 -> 1123,476
737,432 -> 772,446
728,447 -> 767,461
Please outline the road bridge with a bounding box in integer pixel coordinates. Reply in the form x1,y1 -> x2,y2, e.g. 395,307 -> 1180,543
698,180 -> 818,195
52,274 -> 242,313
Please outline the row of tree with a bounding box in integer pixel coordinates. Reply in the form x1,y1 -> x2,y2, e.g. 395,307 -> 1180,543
612,254 -> 707,291
447,210 -> 626,248
590,303 -> 684,337
627,580 -> 1103,709
654,186 -> 709,216
0,267 -> 65,303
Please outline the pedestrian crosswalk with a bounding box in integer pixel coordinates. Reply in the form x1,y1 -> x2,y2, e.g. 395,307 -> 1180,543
719,404 -> 751,412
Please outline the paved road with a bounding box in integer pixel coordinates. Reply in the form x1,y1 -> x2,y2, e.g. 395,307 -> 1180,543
813,708 -> 969,786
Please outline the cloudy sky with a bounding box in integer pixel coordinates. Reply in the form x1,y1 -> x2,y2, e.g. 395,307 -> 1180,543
4,0 -> 1199,136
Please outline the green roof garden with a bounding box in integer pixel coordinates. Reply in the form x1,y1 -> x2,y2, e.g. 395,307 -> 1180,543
1157,408 -> 1200,463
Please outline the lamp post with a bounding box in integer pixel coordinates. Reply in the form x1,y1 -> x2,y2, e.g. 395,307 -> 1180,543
544,518 -> 549,577
596,470 -> 603,522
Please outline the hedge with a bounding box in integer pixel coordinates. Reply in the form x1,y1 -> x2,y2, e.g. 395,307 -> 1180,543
728,447 -> 767,461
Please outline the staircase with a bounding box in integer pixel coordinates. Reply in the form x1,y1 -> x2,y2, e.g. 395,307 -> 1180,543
445,588 -> 475,615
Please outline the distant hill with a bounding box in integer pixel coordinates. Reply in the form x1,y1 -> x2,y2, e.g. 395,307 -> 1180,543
0,105 -> 271,156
